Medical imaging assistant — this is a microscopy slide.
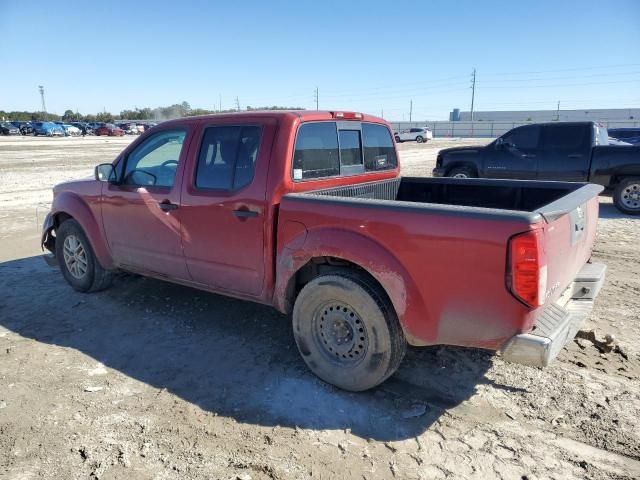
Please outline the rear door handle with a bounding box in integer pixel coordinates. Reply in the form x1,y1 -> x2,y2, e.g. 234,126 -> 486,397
233,209 -> 258,218
158,200 -> 178,211
521,153 -> 536,158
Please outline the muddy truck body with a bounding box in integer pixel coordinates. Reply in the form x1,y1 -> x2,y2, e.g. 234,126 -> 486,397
42,111 -> 606,391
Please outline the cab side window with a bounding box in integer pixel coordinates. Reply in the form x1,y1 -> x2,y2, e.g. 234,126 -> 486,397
501,126 -> 540,151
123,130 -> 186,187
195,125 -> 261,190
540,125 -> 590,152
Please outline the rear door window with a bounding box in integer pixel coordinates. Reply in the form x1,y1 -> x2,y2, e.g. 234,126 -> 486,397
293,121 -> 397,180
195,125 -> 261,190
539,124 -> 590,152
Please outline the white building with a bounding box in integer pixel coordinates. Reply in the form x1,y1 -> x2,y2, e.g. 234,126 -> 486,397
450,108 -> 640,122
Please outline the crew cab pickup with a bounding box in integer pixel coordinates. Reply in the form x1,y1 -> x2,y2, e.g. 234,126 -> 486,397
42,111 -> 606,391
433,121 -> 640,215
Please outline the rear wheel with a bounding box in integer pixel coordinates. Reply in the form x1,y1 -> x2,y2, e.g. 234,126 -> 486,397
448,165 -> 477,179
416,135 -> 424,143
55,219 -> 113,292
394,135 -> 401,143
614,177 -> 640,215
292,271 -> 406,391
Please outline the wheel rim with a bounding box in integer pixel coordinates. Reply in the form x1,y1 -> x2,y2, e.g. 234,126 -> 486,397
313,302 -> 368,364
621,183 -> 640,210
63,234 -> 88,279
416,136 -> 423,143
453,172 -> 468,178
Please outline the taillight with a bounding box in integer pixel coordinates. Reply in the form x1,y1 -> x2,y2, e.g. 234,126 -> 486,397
508,230 -> 547,308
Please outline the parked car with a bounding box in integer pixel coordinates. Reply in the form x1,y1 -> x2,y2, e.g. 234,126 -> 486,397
32,122 -> 65,137
61,124 -> 82,136
94,123 -> 125,136
608,127 -> 640,145
0,121 -> 21,135
12,121 -> 35,135
394,127 -> 433,143
41,111 -> 606,392
118,123 -> 140,135
70,122 -> 94,136
433,122 -> 640,214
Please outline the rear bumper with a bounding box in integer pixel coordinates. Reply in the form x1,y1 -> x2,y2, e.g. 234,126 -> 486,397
500,262 -> 607,367
432,167 -> 446,177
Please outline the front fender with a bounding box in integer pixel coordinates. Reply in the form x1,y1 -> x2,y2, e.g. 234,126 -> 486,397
274,227 -> 432,346
51,190 -> 114,269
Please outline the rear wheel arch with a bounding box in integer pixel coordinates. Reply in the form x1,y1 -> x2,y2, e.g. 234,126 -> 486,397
275,230 -> 433,345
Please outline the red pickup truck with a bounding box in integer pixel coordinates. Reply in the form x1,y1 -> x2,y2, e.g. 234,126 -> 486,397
42,111 -> 606,391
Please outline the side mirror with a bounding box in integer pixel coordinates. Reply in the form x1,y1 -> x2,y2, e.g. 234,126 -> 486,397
95,163 -> 116,182
126,170 -> 157,186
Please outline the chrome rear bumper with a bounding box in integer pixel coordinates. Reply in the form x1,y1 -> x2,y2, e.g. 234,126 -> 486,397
501,262 -> 606,367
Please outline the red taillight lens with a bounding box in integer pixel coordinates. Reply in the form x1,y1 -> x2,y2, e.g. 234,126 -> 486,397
508,230 -> 547,307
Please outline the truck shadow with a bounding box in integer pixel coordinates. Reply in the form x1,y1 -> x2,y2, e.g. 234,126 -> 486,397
0,255 -> 502,442
598,201 -> 637,220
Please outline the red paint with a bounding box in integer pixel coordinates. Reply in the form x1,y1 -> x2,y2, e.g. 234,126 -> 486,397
47,111 -> 599,351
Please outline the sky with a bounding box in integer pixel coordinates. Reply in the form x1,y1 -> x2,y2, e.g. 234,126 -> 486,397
1,0 -> 639,120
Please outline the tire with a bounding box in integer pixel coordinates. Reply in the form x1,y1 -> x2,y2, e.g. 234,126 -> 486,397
394,136 -> 401,143
292,270 -> 406,391
416,135 -> 424,143
55,219 -> 113,292
614,177 -> 640,215
447,165 -> 477,179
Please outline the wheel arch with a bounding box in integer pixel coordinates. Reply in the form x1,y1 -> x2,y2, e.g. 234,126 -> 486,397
274,228 -> 432,345
49,192 -> 114,269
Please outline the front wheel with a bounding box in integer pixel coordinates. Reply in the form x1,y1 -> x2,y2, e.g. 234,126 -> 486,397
416,135 -> 424,143
614,177 -> 640,215
55,219 -> 113,292
292,271 -> 406,391
448,165 -> 477,179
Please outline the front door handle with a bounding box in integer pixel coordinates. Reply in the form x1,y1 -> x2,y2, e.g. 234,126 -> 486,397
233,209 -> 258,218
158,200 -> 178,211
521,153 -> 536,158
568,153 -> 584,158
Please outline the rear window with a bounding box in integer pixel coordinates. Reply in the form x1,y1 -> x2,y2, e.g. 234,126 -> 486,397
293,121 -> 397,180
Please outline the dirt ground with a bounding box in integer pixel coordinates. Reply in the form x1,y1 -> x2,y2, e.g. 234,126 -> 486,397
0,135 -> 638,480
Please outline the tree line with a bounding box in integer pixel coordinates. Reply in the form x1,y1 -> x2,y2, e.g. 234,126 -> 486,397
1,101 -> 304,123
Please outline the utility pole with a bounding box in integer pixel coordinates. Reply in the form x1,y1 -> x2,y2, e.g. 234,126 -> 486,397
381,108 -> 384,118
235,96 -> 240,111
409,100 -> 413,122
555,100 -> 560,121
38,85 -> 46,113
314,87 -> 319,110
470,68 -> 476,122
219,93 -> 222,112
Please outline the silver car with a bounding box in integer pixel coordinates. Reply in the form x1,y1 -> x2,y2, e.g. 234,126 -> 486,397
394,127 -> 433,143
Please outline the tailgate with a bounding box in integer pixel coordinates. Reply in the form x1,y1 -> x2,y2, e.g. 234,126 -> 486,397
536,184 -> 602,306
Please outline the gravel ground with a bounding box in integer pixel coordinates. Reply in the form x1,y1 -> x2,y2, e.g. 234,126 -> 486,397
0,135 -> 638,480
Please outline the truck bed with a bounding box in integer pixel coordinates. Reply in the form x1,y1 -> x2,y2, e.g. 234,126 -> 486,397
294,176 -> 602,222
281,177 -> 603,351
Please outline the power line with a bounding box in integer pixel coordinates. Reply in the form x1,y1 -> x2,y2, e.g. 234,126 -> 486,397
481,62 -> 640,78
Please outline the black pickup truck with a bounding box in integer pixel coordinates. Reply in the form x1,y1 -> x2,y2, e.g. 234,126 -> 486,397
432,121 -> 640,214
